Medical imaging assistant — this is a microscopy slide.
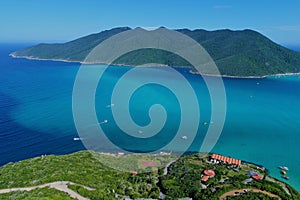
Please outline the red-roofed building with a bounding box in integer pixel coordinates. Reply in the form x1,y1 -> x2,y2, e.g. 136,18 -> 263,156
210,154 -> 241,166
141,161 -> 157,167
201,175 -> 210,182
203,169 -> 215,177
131,171 -> 138,176
226,157 -> 230,163
252,174 -> 263,180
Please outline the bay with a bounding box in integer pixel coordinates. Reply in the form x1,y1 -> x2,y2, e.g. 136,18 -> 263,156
0,44 -> 300,190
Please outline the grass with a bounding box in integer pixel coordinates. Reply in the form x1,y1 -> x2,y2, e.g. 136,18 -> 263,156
0,151 -> 299,199
160,154 -> 300,199
0,187 -> 74,200
0,151 -> 174,199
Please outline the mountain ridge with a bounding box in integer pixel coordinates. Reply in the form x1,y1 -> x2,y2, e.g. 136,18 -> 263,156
11,27 -> 300,77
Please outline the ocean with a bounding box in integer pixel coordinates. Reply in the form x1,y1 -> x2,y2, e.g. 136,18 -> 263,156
1,44 -> 300,190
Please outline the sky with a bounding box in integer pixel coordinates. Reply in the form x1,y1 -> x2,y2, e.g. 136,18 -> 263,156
1,0 -> 300,45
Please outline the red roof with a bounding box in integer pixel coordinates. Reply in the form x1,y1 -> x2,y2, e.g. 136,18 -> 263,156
211,154 -> 241,165
203,169 -> 215,177
141,161 -> 157,167
131,171 -> 138,176
252,174 -> 263,180
226,157 -> 230,163
201,175 -> 210,182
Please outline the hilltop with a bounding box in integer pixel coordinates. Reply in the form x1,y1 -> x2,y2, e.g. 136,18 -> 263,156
0,151 -> 299,199
11,27 -> 300,77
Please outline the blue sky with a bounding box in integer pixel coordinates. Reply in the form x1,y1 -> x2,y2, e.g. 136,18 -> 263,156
1,0 -> 300,45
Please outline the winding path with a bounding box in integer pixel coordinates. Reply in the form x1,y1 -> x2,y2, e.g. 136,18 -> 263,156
0,181 -> 95,200
219,188 -> 281,200
265,176 -> 290,195
163,161 -> 176,175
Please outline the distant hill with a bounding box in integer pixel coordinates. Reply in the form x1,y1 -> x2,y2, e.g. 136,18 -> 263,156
11,27 -> 300,77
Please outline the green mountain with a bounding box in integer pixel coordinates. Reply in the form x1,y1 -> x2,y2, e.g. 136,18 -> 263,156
11,27 -> 300,76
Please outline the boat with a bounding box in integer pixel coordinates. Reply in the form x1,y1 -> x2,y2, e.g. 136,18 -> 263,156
106,103 -> 115,108
181,136 -> 188,140
283,175 -> 290,180
281,170 -> 286,175
98,120 -> 108,125
279,166 -> 289,171
73,137 -> 81,141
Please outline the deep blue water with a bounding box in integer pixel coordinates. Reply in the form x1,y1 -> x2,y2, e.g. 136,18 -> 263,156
1,44 -> 300,190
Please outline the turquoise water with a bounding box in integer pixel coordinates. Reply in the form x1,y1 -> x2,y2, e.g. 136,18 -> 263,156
1,44 -> 300,190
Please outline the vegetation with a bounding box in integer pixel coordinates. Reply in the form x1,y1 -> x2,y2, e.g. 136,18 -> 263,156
0,151 -> 299,199
12,27 -> 300,77
160,154 -> 300,199
0,187 -> 74,200
225,192 -> 278,200
0,151 -> 174,199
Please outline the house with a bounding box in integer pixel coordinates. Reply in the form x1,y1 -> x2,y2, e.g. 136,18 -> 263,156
201,169 -> 216,182
211,154 -> 241,166
203,169 -> 215,177
201,175 -> 210,182
252,174 -> 263,181
131,171 -> 138,176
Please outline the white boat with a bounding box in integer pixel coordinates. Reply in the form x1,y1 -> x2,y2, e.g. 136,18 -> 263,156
181,136 -> 188,140
73,137 -> 81,141
283,175 -> 290,180
97,120 -> 108,125
106,103 -> 115,108
279,166 -> 289,171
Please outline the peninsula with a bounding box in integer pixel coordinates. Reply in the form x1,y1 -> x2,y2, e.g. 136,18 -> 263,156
0,151 -> 299,199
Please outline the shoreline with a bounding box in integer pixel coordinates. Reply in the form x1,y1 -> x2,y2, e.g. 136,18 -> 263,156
1,149 -> 299,192
9,53 -> 300,79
